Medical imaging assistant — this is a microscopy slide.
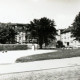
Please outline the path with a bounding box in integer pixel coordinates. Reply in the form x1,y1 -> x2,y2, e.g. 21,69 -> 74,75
0,56 -> 80,74
0,50 -> 57,64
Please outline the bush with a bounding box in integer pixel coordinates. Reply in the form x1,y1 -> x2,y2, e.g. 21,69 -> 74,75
56,40 -> 65,48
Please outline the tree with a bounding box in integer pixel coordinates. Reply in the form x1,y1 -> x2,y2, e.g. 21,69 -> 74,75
71,12 -> 80,41
27,17 -> 57,49
7,25 -> 17,44
0,23 -> 17,44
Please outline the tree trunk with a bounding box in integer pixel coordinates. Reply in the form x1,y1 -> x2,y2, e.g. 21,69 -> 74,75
39,44 -> 42,49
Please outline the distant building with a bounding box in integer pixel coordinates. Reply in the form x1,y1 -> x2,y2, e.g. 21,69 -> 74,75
4,23 -> 38,44
56,29 -> 64,41
7,23 -> 27,44
59,27 -> 80,47
16,32 -> 26,44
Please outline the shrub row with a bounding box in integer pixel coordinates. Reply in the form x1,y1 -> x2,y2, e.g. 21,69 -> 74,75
0,44 -> 29,51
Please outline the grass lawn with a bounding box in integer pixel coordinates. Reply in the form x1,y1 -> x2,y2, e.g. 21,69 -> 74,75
16,48 -> 80,63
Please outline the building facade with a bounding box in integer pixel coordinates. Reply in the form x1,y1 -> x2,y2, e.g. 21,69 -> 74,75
16,32 -> 26,44
58,27 -> 80,47
7,23 -> 27,44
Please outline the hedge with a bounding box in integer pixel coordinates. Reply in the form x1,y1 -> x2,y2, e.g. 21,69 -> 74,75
0,44 -> 29,51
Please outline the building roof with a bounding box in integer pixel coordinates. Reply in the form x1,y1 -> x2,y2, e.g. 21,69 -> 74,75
7,23 -> 27,26
61,27 -> 72,34
0,22 -> 27,26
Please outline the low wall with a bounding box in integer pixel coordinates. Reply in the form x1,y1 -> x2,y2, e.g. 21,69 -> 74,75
27,43 -> 38,50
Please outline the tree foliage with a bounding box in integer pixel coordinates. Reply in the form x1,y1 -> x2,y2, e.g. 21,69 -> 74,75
27,17 -> 57,49
71,12 -> 80,41
0,23 -> 17,44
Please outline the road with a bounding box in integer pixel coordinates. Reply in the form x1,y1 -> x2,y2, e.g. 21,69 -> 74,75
0,56 -> 80,75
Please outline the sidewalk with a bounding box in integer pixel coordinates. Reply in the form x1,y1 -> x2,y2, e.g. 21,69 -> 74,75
0,56 -> 80,74
0,49 -> 57,64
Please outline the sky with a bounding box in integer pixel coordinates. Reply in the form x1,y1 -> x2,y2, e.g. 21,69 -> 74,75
0,0 -> 80,29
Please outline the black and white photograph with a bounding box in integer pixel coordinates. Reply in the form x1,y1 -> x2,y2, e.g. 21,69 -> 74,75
0,0 -> 80,80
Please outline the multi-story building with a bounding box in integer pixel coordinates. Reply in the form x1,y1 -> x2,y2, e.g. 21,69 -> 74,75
59,27 -> 80,47
16,32 -> 26,44
7,23 -> 27,44
56,29 -> 64,41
